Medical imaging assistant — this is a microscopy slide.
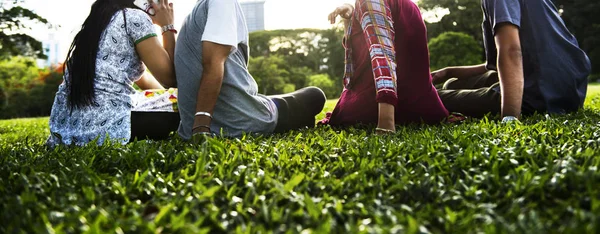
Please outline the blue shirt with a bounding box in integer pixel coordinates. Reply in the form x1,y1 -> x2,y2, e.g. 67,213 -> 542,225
482,0 -> 591,114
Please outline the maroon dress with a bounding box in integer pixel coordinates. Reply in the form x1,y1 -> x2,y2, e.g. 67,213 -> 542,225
322,0 -> 449,126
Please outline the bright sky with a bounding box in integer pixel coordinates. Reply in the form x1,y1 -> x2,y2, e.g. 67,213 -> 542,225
26,0 -> 355,42
23,0 -> 423,61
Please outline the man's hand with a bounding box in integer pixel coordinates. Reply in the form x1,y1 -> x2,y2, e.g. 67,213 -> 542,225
494,23 -> 524,118
501,116 -> 521,124
431,64 -> 488,84
376,103 -> 396,135
328,3 -> 354,24
431,68 -> 451,85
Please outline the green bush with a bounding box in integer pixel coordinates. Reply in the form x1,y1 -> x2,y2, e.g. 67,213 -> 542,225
282,84 -> 296,93
0,57 -> 62,119
306,74 -> 337,99
248,55 -> 290,95
589,73 -> 600,82
249,55 -> 337,97
249,28 -> 345,98
428,32 -> 484,71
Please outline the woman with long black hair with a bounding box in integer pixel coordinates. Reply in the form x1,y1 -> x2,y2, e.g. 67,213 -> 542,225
47,0 -> 178,146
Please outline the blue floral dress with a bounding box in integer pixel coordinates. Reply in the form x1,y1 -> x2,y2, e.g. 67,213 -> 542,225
47,9 -> 160,146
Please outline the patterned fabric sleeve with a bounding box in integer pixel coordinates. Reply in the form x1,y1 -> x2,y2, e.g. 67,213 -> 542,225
125,9 -> 157,45
356,0 -> 398,105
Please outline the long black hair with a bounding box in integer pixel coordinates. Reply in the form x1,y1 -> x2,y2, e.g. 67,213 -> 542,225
64,0 -> 138,109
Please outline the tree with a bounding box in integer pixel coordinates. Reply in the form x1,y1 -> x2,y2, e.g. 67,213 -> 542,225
250,29 -> 325,72
26,64 -> 63,117
248,30 -> 273,58
318,27 -> 346,94
419,0 -> 599,76
248,55 -> 289,95
0,56 -> 40,118
419,0 -> 483,43
285,66 -> 313,90
306,74 -> 336,99
0,58 -> 63,119
248,28 -> 346,97
0,1 -> 49,59
0,56 -> 39,104
428,32 -> 483,70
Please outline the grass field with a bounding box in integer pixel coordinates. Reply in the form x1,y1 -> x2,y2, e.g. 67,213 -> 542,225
1,85 -> 600,233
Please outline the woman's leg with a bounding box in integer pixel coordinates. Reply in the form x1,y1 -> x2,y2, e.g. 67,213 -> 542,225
130,88 -> 180,141
130,111 -> 180,141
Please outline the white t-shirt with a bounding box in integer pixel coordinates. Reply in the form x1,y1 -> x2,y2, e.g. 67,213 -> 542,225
175,0 -> 278,139
201,0 -> 249,52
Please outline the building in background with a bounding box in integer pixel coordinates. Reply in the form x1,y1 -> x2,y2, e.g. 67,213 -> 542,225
38,32 -> 62,68
240,0 -> 266,32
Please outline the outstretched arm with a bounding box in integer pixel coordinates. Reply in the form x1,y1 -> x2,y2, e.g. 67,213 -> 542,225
356,0 -> 398,133
431,64 -> 488,85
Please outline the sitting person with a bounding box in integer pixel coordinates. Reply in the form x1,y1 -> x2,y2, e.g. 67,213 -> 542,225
434,0 -> 592,121
321,0 -> 450,134
175,0 -> 326,139
47,0 -> 178,146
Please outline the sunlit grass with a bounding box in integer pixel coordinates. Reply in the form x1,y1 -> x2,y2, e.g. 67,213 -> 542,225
1,84 -> 600,233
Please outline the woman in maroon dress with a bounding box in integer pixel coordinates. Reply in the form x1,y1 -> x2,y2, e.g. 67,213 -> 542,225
322,0 -> 452,134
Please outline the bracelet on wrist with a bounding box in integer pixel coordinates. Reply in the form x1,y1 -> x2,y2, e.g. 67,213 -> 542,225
195,111 -> 212,119
161,24 -> 177,34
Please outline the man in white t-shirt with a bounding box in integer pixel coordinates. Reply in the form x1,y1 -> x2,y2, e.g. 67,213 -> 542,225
174,0 -> 326,139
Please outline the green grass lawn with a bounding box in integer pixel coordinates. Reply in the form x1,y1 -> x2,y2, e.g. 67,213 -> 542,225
2,85 -> 600,233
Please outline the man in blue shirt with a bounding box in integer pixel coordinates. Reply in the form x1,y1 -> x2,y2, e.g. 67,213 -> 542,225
433,0 -> 591,122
